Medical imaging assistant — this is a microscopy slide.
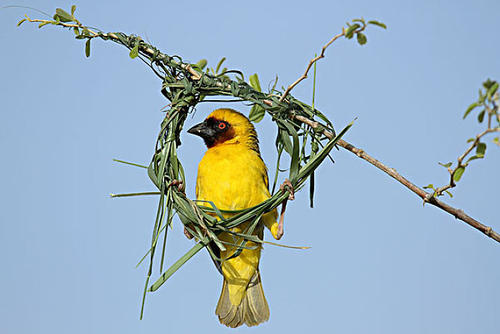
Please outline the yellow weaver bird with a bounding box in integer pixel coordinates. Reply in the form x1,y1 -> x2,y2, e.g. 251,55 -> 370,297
188,108 -> 282,328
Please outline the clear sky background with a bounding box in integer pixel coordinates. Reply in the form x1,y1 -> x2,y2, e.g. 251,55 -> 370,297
1,1 -> 499,333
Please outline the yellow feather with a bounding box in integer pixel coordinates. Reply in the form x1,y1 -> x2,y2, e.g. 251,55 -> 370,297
193,108 -> 279,327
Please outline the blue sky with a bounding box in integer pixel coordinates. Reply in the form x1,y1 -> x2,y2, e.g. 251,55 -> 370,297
1,1 -> 499,333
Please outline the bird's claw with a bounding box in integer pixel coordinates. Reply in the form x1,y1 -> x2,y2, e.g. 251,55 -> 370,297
275,223 -> 284,240
279,178 -> 295,201
184,226 -> 194,239
183,224 -> 209,240
168,179 -> 185,193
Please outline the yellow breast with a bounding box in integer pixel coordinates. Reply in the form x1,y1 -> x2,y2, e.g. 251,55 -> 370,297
196,144 -> 270,212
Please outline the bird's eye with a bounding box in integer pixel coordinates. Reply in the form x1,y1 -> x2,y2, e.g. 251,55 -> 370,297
218,122 -> 226,130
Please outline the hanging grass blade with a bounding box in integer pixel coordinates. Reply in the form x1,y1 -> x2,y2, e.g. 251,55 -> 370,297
149,238 -> 209,292
278,120 -> 300,182
262,240 -> 311,250
159,191 -> 174,272
271,145 -> 284,194
296,120 -> 354,182
113,159 -> 148,169
309,171 -> 315,208
110,192 -> 160,198
139,276 -> 150,320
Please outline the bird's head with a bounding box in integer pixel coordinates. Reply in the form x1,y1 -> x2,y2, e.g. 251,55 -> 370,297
188,108 -> 260,152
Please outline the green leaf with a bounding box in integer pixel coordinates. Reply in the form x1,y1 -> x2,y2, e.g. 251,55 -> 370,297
352,18 -> 365,24
194,59 -> 207,70
249,73 -> 262,92
271,75 -> 278,92
357,32 -> 367,45
477,109 -> 485,123
466,155 -> 481,164
463,102 -> 479,119
493,137 -> 500,147
249,105 -> 265,123
54,8 -> 73,22
85,39 -> 91,57
345,24 -> 360,39
279,129 -> 293,155
215,57 -> 226,74
367,20 -> 387,29
483,78 -> 496,90
71,5 -> 77,16
17,18 -> 27,27
476,142 -> 486,157
423,184 -> 435,190
73,27 -> 80,36
453,166 -> 465,182
466,138 -> 475,143
486,81 -> 499,100
477,89 -> 486,104
38,21 -> 51,28
129,43 -> 139,59
438,162 -> 452,168
445,190 -> 453,198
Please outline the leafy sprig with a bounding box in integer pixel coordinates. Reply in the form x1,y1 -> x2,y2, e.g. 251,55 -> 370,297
427,79 -> 499,198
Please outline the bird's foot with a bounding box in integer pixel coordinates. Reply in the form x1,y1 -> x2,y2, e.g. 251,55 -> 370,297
184,226 -> 194,239
184,224 -> 209,240
168,179 -> 185,193
280,178 -> 295,200
277,179 -> 295,239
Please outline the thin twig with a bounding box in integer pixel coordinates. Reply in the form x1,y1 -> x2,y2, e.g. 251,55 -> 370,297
433,127 -> 499,196
433,93 -> 499,197
24,17 -> 117,38
293,114 -> 500,243
458,129 -> 497,164
279,29 -> 346,103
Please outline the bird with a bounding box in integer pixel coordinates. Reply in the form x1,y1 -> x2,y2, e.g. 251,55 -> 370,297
187,108 -> 282,328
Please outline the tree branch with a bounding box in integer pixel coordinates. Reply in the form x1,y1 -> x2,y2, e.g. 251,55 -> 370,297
23,16 -> 203,80
293,115 -> 500,243
22,11 -> 498,245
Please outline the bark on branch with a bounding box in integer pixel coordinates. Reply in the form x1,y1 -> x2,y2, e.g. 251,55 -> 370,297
293,115 -> 500,243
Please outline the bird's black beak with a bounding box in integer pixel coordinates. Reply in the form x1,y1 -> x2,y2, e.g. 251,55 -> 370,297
187,121 -> 216,140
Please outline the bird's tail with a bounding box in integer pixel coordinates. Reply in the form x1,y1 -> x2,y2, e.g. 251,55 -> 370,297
215,270 -> 270,328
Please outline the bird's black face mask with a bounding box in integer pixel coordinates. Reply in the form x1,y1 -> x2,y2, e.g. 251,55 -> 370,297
188,117 -> 231,148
